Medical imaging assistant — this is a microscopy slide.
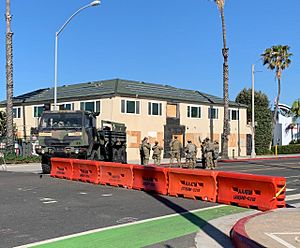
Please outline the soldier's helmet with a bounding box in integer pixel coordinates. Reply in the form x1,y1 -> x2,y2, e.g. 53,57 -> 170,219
205,137 -> 210,141
155,141 -> 158,145
174,136 -> 178,139
187,140 -> 191,143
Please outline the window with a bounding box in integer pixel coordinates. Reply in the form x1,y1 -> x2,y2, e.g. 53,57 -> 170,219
33,106 -> 43,118
80,101 -> 100,113
187,106 -> 201,118
148,102 -> 162,116
166,104 -> 177,118
59,103 -> 74,110
121,100 -> 140,114
208,108 -> 219,119
13,107 -> 22,119
229,109 -> 239,120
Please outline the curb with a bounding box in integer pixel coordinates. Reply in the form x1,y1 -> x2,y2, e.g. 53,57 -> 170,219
219,155 -> 300,163
230,212 -> 267,248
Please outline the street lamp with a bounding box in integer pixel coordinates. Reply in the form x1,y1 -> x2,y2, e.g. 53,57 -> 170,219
54,0 -> 101,110
251,64 -> 256,158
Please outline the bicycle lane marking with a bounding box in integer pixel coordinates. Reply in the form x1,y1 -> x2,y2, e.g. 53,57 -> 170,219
15,205 -> 249,248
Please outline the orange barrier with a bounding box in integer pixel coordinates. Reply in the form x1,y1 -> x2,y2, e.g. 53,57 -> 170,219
168,168 -> 217,202
50,157 -> 73,180
132,165 -> 168,195
72,159 -> 101,184
99,162 -> 133,188
217,171 -> 286,211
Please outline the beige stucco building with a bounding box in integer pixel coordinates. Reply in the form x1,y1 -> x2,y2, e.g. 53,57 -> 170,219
0,79 -> 252,160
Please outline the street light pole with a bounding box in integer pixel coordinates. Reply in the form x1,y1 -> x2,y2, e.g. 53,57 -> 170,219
54,0 -> 101,110
251,64 -> 256,158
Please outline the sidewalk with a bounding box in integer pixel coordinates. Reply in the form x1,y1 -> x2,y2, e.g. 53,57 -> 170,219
231,208 -> 300,248
218,153 -> 300,162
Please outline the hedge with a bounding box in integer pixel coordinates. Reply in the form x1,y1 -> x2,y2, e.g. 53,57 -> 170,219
271,144 -> 300,154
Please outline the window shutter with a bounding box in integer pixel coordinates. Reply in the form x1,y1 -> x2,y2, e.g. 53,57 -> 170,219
80,102 -> 85,111
136,101 -> 140,114
159,103 -> 162,115
121,100 -> 125,113
187,106 -> 190,117
96,101 -> 100,113
198,107 -> 201,118
148,102 -> 151,115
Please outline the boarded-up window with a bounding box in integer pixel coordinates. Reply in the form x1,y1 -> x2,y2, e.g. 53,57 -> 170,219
167,104 -> 177,118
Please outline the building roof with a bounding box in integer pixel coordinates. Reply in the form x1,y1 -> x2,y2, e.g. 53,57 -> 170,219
0,78 -> 245,108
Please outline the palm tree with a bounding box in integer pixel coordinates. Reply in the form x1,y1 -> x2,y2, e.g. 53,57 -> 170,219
261,45 -> 292,129
0,111 -> 7,138
289,99 -> 300,141
213,0 -> 229,159
6,0 -> 14,152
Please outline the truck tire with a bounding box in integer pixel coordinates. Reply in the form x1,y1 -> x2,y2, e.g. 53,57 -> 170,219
42,163 -> 51,174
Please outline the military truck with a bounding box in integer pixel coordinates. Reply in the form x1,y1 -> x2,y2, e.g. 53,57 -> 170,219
35,110 -> 127,174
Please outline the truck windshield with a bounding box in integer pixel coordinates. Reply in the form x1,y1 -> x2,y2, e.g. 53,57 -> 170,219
39,113 -> 83,130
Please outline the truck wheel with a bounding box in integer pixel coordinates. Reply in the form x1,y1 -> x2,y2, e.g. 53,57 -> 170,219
42,163 -> 51,174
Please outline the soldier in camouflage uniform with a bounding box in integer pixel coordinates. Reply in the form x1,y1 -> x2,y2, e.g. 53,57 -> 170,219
141,137 -> 151,165
169,136 -> 182,167
185,140 -> 197,169
204,138 -> 214,170
152,141 -> 163,166
212,140 -> 219,168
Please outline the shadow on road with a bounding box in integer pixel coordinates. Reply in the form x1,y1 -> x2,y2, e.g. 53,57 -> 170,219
145,192 -> 231,247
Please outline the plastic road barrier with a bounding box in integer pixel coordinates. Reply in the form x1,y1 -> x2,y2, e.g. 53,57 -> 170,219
99,162 -> 133,188
50,157 -> 73,180
72,159 -> 101,184
168,168 -> 218,202
132,165 -> 168,195
217,171 -> 286,211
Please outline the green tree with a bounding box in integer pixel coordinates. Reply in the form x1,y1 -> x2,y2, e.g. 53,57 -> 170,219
6,0 -> 14,151
261,45 -> 292,127
236,88 -> 273,155
213,0 -> 230,159
289,99 -> 300,141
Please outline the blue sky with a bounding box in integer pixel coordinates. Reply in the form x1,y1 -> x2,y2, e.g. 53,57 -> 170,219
0,0 -> 299,108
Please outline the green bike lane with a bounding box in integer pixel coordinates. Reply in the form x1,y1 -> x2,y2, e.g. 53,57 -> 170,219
21,206 -> 248,248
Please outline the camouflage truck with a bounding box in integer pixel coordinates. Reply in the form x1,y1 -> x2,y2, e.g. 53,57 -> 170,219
35,110 -> 127,174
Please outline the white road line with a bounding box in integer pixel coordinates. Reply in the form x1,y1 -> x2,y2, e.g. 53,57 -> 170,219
42,201 -> 57,204
102,193 -> 112,197
286,188 -> 297,192
265,233 -> 300,248
13,205 -> 226,248
285,175 -> 300,179
286,194 -> 300,201
287,202 -> 300,208
237,167 -> 285,172
40,198 -> 54,201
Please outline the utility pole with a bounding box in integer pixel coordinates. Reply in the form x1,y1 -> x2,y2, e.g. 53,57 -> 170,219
6,0 -> 14,152
251,64 -> 256,158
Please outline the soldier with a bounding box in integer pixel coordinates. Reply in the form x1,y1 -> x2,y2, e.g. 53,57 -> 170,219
169,136 -> 182,167
152,141 -> 163,166
185,140 -> 197,169
113,138 -> 126,163
200,138 -> 207,169
141,137 -> 151,165
212,140 -> 219,168
204,137 -> 214,170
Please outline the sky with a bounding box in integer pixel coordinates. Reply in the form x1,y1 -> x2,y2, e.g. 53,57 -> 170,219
0,0 -> 299,108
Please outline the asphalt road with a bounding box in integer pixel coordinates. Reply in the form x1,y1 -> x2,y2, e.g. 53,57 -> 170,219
0,158 -> 299,248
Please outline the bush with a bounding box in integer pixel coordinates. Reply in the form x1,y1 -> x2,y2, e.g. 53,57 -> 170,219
271,144 -> 300,154
2,152 -> 41,164
256,147 -> 273,155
